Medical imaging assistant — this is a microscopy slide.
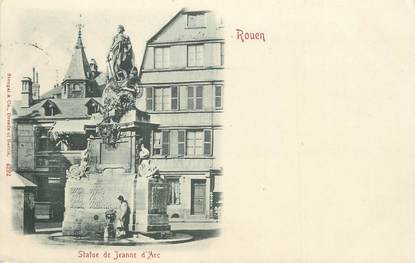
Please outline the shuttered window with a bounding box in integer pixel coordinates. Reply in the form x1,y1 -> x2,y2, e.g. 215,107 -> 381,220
186,130 -> 203,156
187,86 -> 203,110
146,87 -> 153,111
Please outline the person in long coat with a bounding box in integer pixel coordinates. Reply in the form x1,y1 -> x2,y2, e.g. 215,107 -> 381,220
117,195 -> 130,237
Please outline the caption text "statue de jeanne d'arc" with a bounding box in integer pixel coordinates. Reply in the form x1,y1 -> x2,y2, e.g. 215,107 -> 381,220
78,250 -> 160,260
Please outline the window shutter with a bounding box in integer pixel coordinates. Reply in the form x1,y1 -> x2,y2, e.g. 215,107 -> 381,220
178,130 -> 185,156
203,129 -> 212,155
146,87 -> 153,111
162,130 -> 170,155
187,86 -> 194,110
215,85 -> 222,109
171,86 -> 178,110
196,86 -> 203,110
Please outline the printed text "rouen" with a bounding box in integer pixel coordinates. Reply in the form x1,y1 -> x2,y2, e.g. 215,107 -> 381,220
236,29 -> 266,42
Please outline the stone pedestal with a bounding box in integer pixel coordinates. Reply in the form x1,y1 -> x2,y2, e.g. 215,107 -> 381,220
62,117 -> 171,239
134,177 -> 171,236
62,171 -> 134,238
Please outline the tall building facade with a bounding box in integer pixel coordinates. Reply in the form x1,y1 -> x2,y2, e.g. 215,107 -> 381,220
12,9 -> 223,223
138,9 -> 224,221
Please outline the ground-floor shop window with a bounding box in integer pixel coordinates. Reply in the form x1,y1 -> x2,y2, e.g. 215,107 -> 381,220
167,178 -> 181,205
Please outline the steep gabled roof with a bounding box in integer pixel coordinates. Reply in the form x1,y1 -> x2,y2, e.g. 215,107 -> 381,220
147,8 -> 222,44
63,28 -> 92,81
148,8 -> 186,43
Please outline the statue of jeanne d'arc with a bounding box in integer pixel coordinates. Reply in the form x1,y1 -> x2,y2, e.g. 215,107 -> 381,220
107,25 -> 135,80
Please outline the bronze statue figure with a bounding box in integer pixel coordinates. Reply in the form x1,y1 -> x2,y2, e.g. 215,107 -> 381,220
107,25 -> 135,80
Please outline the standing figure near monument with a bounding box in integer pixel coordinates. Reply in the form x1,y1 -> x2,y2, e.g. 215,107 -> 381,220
117,195 -> 130,238
107,25 -> 135,80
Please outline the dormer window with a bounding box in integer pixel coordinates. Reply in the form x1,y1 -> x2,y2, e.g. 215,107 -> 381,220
87,102 -> 99,115
85,99 -> 101,115
42,100 -> 59,116
45,105 -> 54,116
187,13 -> 205,28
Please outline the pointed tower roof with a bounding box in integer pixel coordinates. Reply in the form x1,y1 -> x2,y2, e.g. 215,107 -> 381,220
63,24 -> 92,81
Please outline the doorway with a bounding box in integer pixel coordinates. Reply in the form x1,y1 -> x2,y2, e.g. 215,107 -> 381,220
191,179 -> 206,215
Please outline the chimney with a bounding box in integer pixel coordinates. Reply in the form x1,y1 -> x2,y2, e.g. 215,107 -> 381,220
21,77 -> 33,108
31,67 -> 40,101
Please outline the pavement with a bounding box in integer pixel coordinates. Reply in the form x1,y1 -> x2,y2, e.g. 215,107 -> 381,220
32,220 -> 221,247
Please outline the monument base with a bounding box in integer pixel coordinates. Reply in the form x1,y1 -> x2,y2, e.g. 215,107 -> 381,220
134,177 -> 171,239
62,169 -> 135,239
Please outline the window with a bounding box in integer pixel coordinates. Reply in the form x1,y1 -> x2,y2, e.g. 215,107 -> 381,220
87,102 -> 99,115
153,130 -> 170,156
45,105 -> 55,116
186,130 -> 204,156
36,127 -> 57,152
215,85 -> 223,109
154,87 -> 171,111
146,87 -> 153,110
73,84 -> 81,91
153,131 -> 162,155
187,86 -> 203,110
154,47 -> 170,69
187,13 -> 205,28
167,178 -> 181,205
187,45 -> 204,67
42,100 -> 59,116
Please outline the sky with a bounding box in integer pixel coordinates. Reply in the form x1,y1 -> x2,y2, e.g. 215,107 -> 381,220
0,4 -> 191,100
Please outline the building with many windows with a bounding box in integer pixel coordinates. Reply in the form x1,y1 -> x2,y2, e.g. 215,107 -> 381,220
12,9 -> 223,223
138,9 -> 224,221
12,27 -> 106,221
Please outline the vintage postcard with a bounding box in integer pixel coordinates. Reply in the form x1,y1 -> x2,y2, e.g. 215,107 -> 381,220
4,0 -> 415,262
0,1 -> 227,262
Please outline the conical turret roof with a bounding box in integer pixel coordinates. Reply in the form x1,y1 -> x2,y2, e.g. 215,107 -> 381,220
63,26 -> 92,81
